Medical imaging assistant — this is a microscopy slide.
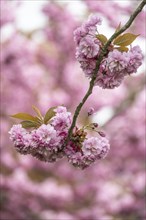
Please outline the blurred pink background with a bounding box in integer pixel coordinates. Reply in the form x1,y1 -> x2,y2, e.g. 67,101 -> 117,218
0,1 -> 145,219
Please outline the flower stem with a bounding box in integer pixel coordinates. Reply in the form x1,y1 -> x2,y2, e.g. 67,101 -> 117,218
66,0 -> 146,142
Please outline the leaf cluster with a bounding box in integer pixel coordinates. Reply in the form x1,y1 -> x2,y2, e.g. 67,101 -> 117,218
10,105 -> 57,129
96,23 -> 139,52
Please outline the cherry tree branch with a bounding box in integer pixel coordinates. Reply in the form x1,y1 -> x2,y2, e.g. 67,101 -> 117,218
66,0 -> 146,142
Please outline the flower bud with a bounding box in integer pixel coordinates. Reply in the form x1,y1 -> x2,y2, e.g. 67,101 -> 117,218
88,107 -> 94,116
98,131 -> 106,137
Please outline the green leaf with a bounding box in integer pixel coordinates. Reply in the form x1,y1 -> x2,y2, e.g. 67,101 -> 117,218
113,33 -> 139,46
44,107 -> 57,124
11,113 -> 38,122
21,121 -> 38,129
96,34 -> 108,44
115,22 -> 121,33
32,105 -> 43,121
115,46 -> 129,52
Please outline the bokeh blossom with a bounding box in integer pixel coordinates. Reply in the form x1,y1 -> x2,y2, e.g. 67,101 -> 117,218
0,0 -> 17,27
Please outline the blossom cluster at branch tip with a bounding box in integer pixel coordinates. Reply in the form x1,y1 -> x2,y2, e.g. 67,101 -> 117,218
9,106 -> 110,169
74,14 -> 144,89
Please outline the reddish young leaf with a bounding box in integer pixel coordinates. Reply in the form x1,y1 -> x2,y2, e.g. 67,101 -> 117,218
44,107 -> 57,124
11,113 -> 38,122
115,46 -> 129,52
96,34 -> 108,44
21,121 -> 39,128
32,105 -> 43,121
113,33 -> 139,46
115,22 -> 121,33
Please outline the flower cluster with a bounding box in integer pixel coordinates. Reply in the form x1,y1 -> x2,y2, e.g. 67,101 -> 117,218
9,106 -> 110,169
66,137 -> 110,169
74,14 -> 102,77
74,14 -> 143,89
9,106 -> 72,162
